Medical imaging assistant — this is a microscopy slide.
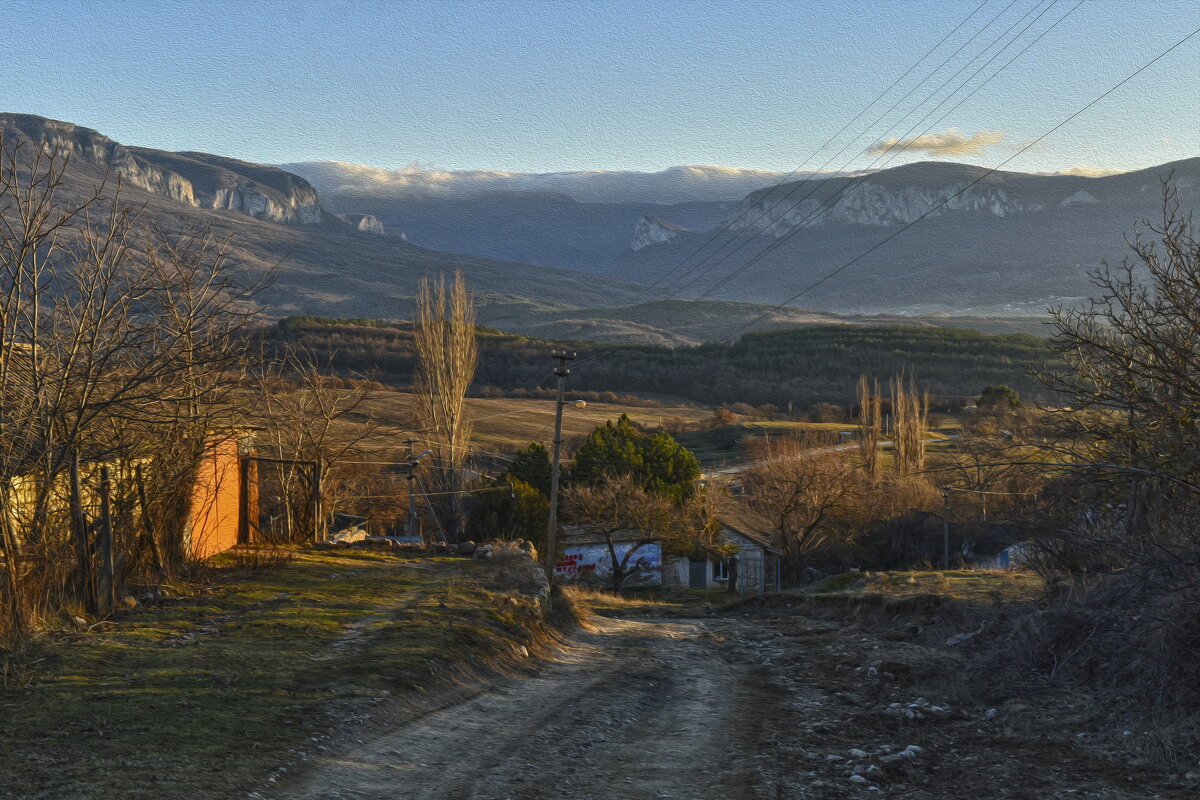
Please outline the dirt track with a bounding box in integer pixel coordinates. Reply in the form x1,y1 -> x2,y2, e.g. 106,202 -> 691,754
279,604 -> 1191,800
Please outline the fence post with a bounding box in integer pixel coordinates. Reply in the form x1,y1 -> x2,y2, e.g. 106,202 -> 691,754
311,461 -> 325,542
97,465 -> 115,616
69,450 -> 96,616
237,458 -> 251,545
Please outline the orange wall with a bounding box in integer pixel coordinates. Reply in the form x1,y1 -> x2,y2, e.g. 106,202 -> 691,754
188,435 -> 243,560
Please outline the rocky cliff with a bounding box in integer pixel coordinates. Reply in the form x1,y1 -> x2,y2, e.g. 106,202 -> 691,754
631,215 -> 692,250
334,212 -> 404,237
725,165 -> 1045,236
0,113 -> 322,225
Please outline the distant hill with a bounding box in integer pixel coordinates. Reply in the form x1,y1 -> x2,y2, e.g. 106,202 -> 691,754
278,180 -> 734,272
267,317 -> 1060,410
0,113 -> 651,316
288,151 -> 1200,319
607,158 -> 1200,315
2,113 -> 1139,345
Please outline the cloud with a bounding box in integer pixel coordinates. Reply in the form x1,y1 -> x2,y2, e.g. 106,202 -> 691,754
868,128 -> 1006,157
1050,165 -> 1128,178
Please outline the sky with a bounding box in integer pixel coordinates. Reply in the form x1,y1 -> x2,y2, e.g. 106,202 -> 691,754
4,0 -> 1198,174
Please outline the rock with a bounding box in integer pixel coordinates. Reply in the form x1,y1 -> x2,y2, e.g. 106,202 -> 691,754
458,541 -> 476,555
848,749 -> 869,759
849,774 -> 868,784
118,595 -> 138,611
945,625 -> 985,646
473,544 -> 495,559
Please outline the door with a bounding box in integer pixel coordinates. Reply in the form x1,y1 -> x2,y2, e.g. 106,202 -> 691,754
740,558 -> 764,594
688,559 -> 707,589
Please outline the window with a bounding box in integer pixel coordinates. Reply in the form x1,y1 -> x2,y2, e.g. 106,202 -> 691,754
712,559 -> 729,581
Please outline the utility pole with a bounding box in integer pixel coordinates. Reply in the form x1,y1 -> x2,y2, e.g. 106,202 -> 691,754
405,440 -> 431,541
942,488 -> 951,570
545,350 -> 575,578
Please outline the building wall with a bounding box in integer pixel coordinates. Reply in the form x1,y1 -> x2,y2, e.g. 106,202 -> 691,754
187,435 -> 243,560
662,556 -> 691,589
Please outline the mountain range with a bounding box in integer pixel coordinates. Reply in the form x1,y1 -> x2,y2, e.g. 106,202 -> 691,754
289,154 -> 1200,317
605,159 -> 1200,315
3,112 -> 1194,343
0,113 -> 651,319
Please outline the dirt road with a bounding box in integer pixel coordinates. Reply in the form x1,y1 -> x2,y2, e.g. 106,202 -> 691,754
279,603 -> 1191,800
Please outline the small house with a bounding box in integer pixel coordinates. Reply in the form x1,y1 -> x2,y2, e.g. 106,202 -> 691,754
663,513 -> 782,595
553,526 -> 663,588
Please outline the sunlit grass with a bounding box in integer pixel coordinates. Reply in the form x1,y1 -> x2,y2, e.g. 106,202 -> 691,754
0,548 -> 551,800
807,569 -> 1044,604
562,584 -> 740,616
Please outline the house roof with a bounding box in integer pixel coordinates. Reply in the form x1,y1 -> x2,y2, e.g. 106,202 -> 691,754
714,506 -> 783,555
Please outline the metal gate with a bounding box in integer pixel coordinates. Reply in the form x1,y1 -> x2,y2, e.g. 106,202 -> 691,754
239,456 -> 322,544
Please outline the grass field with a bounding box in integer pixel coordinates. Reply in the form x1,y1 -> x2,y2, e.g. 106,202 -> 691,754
335,391 -> 712,461
0,547 -> 560,800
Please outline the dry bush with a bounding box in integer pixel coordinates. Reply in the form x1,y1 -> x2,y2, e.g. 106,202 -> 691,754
224,544 -> 296,572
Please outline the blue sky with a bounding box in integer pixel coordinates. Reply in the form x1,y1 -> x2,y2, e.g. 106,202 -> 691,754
5,0 -> 1198,173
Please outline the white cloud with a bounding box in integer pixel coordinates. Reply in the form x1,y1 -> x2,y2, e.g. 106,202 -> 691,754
1049,165 -> 1128,178
868,128 -> 1005,157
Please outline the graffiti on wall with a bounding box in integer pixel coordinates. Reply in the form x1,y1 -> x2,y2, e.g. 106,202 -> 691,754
554,542 -> 662,587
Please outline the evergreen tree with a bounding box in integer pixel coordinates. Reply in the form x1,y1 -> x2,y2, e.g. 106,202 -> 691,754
506,442 -> 552,496
465,475 -> 550,548
570,414 -> 701,501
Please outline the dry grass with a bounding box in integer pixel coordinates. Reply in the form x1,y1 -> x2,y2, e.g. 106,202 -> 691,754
0,548 -> 560,800
562,584 -> 742,617
332,392 -> 710,459
807,569 -> 1045,605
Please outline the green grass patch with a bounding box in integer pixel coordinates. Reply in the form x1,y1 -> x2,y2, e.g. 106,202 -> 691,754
0,548 -> 553,800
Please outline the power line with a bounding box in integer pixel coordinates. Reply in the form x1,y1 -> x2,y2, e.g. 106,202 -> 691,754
361,4 -> 1028,438
648,0 -> 1002,292
658,0 -> 1028,296
569,2 -> 1072,373
678,0 -> 1074,303
710,19 -> 1200,344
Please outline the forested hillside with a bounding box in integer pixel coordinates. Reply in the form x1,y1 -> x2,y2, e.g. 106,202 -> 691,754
267,317 -> 1060,409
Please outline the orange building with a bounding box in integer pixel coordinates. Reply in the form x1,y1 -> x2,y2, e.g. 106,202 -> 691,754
187,432 -> 255,560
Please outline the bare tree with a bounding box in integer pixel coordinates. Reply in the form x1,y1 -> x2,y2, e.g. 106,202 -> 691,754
564,474 -> 713,592
251,350 -> 377,542
738,437 -> 863,579
1032,182 -> 1200,579
891,373 -> 929,477
0,132 -> 262,643
856,375 -> 881,478
412,271 -> 477,542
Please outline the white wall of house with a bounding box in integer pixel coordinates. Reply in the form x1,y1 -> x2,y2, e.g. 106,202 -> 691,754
662,527 -> 776,594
